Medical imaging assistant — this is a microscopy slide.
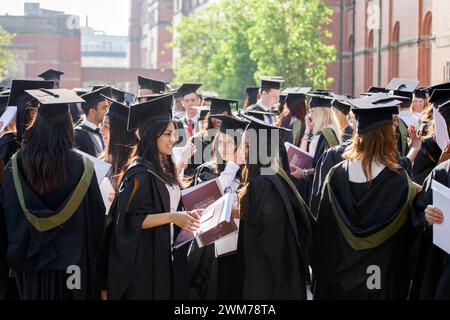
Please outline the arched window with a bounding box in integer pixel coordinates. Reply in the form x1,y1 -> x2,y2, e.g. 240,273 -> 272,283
365,30 -> 374,90
388,22 -> 400,79
344,35 -> 353,95
419,12 -> 432,85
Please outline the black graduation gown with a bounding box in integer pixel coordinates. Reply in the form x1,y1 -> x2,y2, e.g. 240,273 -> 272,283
188,163 -> 240,300
412,137 -> 441,185
0,133 -> 20,300
296,129 -> 340,203
107,158 -> 188,300
235,169 -> 312,300
312,162 -> 416,300
396,118 -> 410,157
74,125 -> 103,157
0,132 -> 20,168
410,160 -> 450,300
309,140 -> 413,218
341,125 -> 354,143
246,103 -> 266,121
0,151 -> 105,300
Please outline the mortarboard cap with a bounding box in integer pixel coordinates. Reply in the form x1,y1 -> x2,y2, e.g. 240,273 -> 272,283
101,94 -> 130,123
259,76 -> 284,90
37,69 -> 64,81
428,89 -> 450,107
367,86 -> 388,94
177,83 -> 202,98
427,82 -> 450,97
128,93 -> 173,131
81,86 -> 112,111
73,88 -> 89,97
386,78 -> 419,100
25,88 -> 85,119
307,89 -> 333,108
110,87 -> 128,103
210,114 -> 250,134
331,94 -> 352,115
204,97 -> 239,114
240,113 -> 290,132
8,79 -> 54,107
348,93 -> 402,134
138,76 -> 166,93
413,88 -> 428,99
437,99 -> 450,125
284,87 -> 311,106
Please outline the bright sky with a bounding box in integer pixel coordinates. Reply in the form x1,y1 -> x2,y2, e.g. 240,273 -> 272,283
0,0 -> 130,36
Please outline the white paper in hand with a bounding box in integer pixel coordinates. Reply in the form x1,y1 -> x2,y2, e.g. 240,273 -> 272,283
100,177 -> 115,215
74,149 -> 112,184
434,108 -> 450,151
0,107 -> 17,132
431,180 -> 450,255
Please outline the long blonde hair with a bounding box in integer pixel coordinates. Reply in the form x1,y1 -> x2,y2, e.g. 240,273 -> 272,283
312,107 -> 341,138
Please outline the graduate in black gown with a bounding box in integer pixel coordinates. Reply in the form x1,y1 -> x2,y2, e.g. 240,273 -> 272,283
331,96 -> 354,142
107,94 -> 202,300
412,89 -> 450,184
386,78 -> 420,158
98,95 -> 138,191
279,87 -> 310,147
410,100 -> 450,300
188,115 -> 247,300
311,95 -> 418,300
74,87 -> 111,157
246,76 -> 284,123
291,90 -> 340,201
0,88 -> 106,300
0,95 -> 20,168
309,94 -> 423,217
234,114 -> 312,300
135,76 -> 167,104
0,81 -> 54,300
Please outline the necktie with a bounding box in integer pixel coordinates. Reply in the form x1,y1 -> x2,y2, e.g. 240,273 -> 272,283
268,113 -> 273,125
95,128 -> 104,149
187,119 -> 193,137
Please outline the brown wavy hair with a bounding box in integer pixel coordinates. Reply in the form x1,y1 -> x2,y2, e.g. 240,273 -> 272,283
342,124 -> 401,181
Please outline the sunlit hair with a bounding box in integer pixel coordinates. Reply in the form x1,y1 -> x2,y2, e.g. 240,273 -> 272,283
422,104 -> 435,138
331,107 -> 349,134
312,107 -> 341,138
342,124 -> 401,181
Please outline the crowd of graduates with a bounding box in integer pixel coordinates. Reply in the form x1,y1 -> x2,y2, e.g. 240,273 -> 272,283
0,69 -> 449,300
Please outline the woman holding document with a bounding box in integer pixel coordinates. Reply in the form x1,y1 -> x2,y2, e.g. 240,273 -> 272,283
235,114 -> 312,300
189,114 -> 248,300
107,94 -> 202,300
410,101 -> 450,300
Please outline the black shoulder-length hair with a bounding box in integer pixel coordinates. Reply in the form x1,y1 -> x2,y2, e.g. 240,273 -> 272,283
99,115 -> 138,189
123,118 -> 179,186
20,111 -> 74,196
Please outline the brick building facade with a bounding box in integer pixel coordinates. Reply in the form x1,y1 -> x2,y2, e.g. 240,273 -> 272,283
326,0 -> 449,96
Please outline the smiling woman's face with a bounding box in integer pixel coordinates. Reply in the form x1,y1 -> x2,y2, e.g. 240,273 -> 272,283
157,122 -> 177,157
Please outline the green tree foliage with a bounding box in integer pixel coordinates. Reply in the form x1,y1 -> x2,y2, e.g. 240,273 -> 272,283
0,26 -> 15,81
170,0 -> 336,101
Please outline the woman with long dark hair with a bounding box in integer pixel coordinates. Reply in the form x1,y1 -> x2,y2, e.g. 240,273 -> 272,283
279,88 -> 309,146
99,96 -> 138,190
1,89 -> 106,300
234,114 -> 312,299
189,115 -> 247,300
312,95 -> 417,300
107,94 -> 202,300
